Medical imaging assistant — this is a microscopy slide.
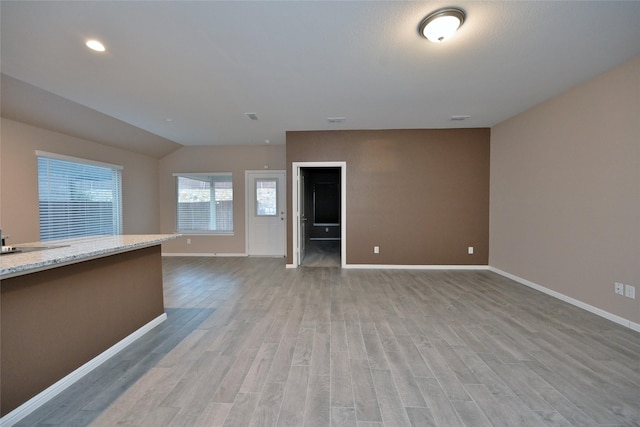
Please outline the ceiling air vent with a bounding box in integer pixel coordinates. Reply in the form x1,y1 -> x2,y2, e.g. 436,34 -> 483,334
450,115 -> 470,121
245,113 -> 259,121
327,117 -> 345,123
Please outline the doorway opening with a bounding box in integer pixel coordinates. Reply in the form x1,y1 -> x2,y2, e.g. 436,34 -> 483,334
292,162 -> 346,268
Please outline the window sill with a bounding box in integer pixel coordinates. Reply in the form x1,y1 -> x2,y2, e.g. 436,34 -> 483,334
175,232 -> 235,237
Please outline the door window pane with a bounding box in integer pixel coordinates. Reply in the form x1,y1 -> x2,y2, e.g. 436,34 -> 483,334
256,178 -> 277,216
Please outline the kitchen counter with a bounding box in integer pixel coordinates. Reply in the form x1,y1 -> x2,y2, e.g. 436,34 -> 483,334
0,234 -> 178,279
1,234 -> 179,420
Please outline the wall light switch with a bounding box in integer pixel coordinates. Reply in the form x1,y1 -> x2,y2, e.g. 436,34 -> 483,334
187,238 -> 191,245
468,246 -> 474,255
374,246 -> 380,254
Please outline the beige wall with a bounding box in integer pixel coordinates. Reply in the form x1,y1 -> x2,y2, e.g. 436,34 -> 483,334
159,144 -> 286,254
0,118 -> 161,243
490,55 -> 640,324
287,129 -> 491,265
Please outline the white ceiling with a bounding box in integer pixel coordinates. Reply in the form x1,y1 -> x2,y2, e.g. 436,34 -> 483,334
2,1 -> 640,156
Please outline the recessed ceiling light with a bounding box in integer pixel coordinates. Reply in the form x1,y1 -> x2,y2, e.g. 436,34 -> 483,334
265,139 -> 270,144
419,8 -> 466,43
85,39 -> 106,52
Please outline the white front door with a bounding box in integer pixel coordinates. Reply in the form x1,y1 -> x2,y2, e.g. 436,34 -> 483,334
246,171 -> 286,256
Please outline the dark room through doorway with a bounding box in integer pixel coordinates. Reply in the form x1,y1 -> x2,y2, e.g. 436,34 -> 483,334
300,167 -> 341,267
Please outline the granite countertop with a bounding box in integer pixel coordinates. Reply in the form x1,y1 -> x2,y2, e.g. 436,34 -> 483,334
0,234 -> 179,279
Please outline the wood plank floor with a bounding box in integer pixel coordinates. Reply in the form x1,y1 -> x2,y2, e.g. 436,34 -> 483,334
15,257 -> 640,427
301,241 -> 341,267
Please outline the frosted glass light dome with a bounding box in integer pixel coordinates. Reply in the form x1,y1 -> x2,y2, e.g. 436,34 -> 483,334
419,8 -> 466,43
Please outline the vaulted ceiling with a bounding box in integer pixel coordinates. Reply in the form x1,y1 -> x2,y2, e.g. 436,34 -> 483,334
2,1 -> 639,158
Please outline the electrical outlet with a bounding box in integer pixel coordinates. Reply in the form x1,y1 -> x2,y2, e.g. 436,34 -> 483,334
468,246 -> 474,255
615,282 -> 624,295
625,284 -> 635,299
374,246 -> 380,254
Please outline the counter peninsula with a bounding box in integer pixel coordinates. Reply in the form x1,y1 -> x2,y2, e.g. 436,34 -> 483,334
1,234 -> 178,420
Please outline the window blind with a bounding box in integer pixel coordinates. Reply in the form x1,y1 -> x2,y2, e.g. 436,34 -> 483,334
175,173 -> 233,233
37,152 -> 122,241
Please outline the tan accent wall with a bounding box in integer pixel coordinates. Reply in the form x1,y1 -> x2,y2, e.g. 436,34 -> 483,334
490,55 -> 640,324
0,118 -> 161,243
159,144 -> 286,254
287,129 -> 490,265
1,245 -> 165,415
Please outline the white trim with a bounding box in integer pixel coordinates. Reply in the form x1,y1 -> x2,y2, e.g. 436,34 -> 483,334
162,252 -> 247,257
173,232 -> 235,236
35,150 -> 123,170
345,264 -> 490,270
292,161 -> 347,268
489,267 -> 639,332
172,172 -> 232,177
0,313 -> 167,427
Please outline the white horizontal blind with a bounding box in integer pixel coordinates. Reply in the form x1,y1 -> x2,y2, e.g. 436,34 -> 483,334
37,154 -> 122,241
175,173 -> 233,233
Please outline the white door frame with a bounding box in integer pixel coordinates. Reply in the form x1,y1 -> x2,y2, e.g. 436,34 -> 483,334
245,170 -> 286,256
291,161 -> 346,268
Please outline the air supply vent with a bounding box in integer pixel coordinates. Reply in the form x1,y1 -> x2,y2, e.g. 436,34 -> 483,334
450,115 -> 470,121
327,117 -> 345,123
245,113 -> 259,121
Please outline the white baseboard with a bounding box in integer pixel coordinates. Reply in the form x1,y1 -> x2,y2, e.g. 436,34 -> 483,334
345,264 -> 491,270
286,263 -> 490,270
0,313 -> 167,427
162,252 -> 247,257
489,267 -> 639,332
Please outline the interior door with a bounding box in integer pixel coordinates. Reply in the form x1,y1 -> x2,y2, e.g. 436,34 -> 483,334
246,171 -> 286,256
299,171 -> 307,263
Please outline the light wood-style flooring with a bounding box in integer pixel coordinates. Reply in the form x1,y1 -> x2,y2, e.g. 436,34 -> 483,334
16,257 -> 640,426
302,240 -> 341,267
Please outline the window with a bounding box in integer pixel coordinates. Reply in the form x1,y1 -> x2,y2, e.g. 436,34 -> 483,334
175,173 -> 233,233
255,178 -> 278,216
37,151 -> 122,241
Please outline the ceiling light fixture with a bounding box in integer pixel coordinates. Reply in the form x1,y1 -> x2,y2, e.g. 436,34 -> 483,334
419,8 -> 465,43
85,39 -> 106,52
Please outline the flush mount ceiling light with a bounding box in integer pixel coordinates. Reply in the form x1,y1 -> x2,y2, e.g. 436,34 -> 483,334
85,39 -> 106,52
419,7 -> 466,43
